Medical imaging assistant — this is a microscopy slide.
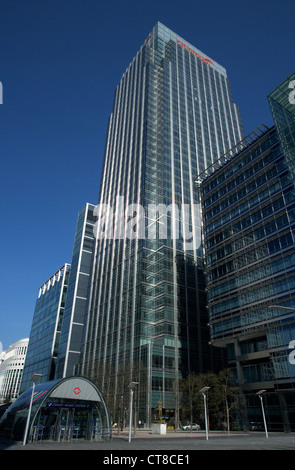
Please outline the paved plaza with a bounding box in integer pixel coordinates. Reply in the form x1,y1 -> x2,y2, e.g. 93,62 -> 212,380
1,430 -> 294,451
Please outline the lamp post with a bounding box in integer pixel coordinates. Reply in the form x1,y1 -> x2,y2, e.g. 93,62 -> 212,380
200,387 -> 210,440
23,373 -> 42,445
256,390 -> 268,438
128,381 -> 138,443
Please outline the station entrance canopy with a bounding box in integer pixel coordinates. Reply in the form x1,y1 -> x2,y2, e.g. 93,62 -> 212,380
0,376 -> 111,442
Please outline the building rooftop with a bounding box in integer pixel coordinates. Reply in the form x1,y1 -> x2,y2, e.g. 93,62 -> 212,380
195,124 -> 270,185
38,263 -> 70,298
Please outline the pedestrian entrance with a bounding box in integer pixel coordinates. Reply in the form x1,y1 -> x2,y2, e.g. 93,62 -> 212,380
0,376 -> 111,443
33,401 -> 104,441
57,406 -> 90,440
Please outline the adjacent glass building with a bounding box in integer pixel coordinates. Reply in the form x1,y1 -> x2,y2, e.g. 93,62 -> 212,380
55,203 -> 96,379
78,22 -> 243,426
268,71 -> 295,182
21,203 -> 96,393
198,74 -> 295,431
20,265 -> 71,392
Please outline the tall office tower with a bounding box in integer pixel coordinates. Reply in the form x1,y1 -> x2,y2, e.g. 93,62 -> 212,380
79,22 -> 243,426
21,264 -> 71,392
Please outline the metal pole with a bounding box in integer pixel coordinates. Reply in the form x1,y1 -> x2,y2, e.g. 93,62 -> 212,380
23,381 -> 35,445
162,345 -> 165,409
147,342 -> 152,428
120,395 -> 123,431
203,393 -> 209,440
200,387 -> 210,440
128,388 -> 134,443
259,395 -> 269,438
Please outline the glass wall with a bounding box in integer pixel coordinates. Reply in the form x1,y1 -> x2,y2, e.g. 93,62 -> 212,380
268,71 -> 295,182
55,203 -> 96,379
78,22 -> 242,426
21,265 -> 71,393
200,125 -> 295,430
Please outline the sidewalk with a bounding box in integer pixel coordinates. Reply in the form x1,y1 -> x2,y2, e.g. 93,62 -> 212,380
1,429 -> 294,450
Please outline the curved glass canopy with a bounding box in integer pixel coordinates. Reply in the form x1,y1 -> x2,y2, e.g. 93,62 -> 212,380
0,376 -> 111,442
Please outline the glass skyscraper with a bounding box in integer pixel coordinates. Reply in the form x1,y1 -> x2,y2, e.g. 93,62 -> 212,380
78,22 -> 243,426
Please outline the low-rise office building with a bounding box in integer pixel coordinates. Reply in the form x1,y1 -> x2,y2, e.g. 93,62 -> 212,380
0,338 -> 29,403
20,265 -> 71,392
21,203 -> 96,393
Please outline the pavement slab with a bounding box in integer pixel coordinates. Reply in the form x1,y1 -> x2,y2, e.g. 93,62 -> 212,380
1,430 -> 294,451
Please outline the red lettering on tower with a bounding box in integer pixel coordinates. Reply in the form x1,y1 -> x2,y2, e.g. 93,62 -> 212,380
177,40 -> 213,66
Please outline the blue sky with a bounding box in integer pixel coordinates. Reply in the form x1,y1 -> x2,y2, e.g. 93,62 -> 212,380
0,0 -> 294,350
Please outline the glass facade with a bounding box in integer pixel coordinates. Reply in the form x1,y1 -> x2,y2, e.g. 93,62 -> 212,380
55,203 -> 96,379
21,265 -> 71,392
78,22 -> 243,426
268,71 -> 295,182
199,122 -> 295,431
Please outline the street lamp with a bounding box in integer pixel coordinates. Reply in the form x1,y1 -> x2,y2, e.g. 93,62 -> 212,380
128,381 -> 139,443
23,373 -> 42,445
200,386 -> 210,440
256,390 -> 268,439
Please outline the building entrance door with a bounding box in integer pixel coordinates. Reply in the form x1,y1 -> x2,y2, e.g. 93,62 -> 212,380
55,406 -> 95,440
33,398 -> 104,441
72,408 -> 90,439
57,407 -> 71,440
